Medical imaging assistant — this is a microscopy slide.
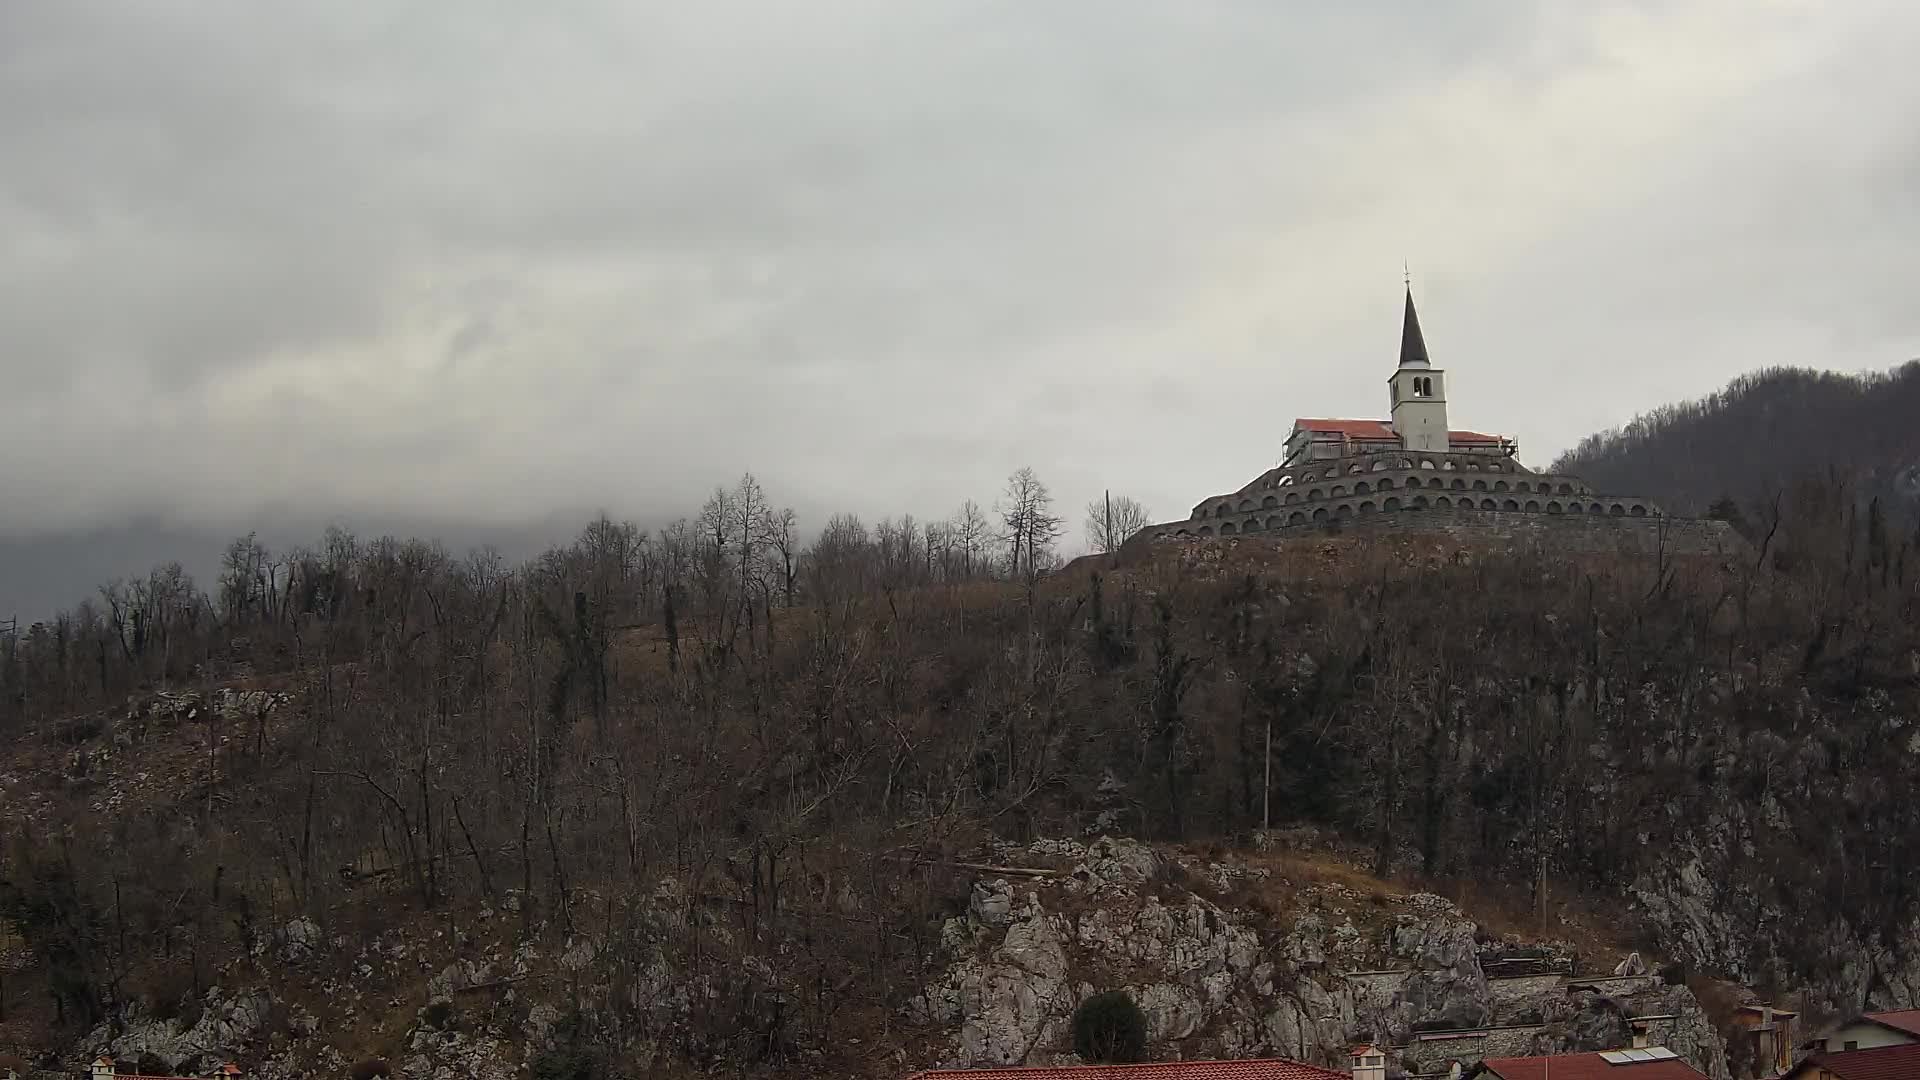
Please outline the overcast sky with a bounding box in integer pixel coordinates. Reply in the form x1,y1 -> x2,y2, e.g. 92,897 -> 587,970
3,1 -> 1919,612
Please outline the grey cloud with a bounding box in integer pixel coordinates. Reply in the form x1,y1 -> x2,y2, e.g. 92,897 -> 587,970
2,0 -> 1919,615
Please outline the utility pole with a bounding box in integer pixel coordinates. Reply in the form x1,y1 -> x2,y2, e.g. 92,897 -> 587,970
1537,852 -> 1549,931
1262,714 -> 1273,832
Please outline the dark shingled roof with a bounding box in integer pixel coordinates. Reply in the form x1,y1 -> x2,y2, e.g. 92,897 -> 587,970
1400,286 -> 1431,369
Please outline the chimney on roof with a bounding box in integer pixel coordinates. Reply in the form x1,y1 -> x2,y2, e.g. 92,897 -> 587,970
1352,1043 -> 1388,1080
1751,1005 -> 1780,1078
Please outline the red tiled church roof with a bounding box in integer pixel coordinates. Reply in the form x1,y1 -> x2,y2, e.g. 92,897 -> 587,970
906,1060 -> 1346,1080
1793,1042 -> 1920,1079
1290,418 -> 1509,445
1293,418 -> 1399,440
1477,1051 -> 1707,1080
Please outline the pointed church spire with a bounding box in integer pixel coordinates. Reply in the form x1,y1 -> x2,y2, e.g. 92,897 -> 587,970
1398,285 -> 1431,369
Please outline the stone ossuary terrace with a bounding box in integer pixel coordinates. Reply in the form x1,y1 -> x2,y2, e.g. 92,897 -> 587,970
1133,286 -> 1670,544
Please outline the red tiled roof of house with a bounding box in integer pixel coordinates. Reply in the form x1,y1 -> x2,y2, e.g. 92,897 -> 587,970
1862,1008 -> 1920,1037
1447,430 -> 1507,444
906,1059 -> 1346,1080
1477,1051 -> 1707,1080
1795,1042 -> 1920,1079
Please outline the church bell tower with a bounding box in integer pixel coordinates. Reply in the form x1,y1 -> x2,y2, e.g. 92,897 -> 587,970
1388,286 -> 1449,453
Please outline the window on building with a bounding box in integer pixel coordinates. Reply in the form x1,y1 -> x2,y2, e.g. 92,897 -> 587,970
1845,1041 -> 1859,1051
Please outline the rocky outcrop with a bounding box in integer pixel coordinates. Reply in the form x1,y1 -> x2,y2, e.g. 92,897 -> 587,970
60,836 -> 1741,1080
400,1027 -> 518,1080
923,838 -> 1732,1079
1627,787 -> 1920,1023
87,987 -> 272,1073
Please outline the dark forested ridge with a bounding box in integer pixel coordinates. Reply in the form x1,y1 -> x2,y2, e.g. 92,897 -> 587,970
1553,361 -> 1920,515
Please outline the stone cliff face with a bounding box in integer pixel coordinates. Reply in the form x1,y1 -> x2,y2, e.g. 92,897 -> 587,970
919,838 -> 1730,1080
1629,807 -> 1920,1022
58,835 -> 1742,1080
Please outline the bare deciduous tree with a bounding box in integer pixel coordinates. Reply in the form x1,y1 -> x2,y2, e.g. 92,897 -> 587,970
999,467 -> 1063,585
763,507 -> 801,608
1084,492 -> 1152,554
951,500 -> 991,580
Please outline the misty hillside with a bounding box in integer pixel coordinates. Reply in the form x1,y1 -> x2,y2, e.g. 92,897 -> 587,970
1552,361 -> 1920,515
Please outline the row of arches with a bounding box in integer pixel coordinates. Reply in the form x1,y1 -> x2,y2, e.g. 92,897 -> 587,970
1177,497 -> 1657,537
1219,476 -> 1584,516
1270,454 -> 1517,487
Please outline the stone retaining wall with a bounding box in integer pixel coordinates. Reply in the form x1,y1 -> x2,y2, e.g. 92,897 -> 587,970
1144,507 -> 1743,558
1568,974 -> 1671,997
1488,972 -> 1572,1007
1399,1025 -> 1553,1074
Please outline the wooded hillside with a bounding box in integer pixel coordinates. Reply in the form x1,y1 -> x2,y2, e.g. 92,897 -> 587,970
1552,361 -> 1920,514
2,461 -> 1919,1076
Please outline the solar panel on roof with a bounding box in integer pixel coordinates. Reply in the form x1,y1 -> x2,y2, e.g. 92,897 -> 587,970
1598,1047 -> 1680,1065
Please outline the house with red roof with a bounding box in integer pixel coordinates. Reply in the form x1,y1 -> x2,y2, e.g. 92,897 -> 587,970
1466,1047 -> 1709,1080
1805,1008 -> 1920,1055
1781,1041 -> 1920,1080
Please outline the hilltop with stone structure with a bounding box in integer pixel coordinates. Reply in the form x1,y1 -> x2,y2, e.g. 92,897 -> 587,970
1130,289 -> 1737,557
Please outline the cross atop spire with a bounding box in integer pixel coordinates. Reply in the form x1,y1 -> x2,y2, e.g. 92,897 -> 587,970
1398,284 -> 1430,369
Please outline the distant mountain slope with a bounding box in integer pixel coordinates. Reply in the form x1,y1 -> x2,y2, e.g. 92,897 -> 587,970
1552,361 -> 1920,515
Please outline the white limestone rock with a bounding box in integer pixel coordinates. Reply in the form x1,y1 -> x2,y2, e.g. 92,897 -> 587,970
971,878 -> 1016,928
